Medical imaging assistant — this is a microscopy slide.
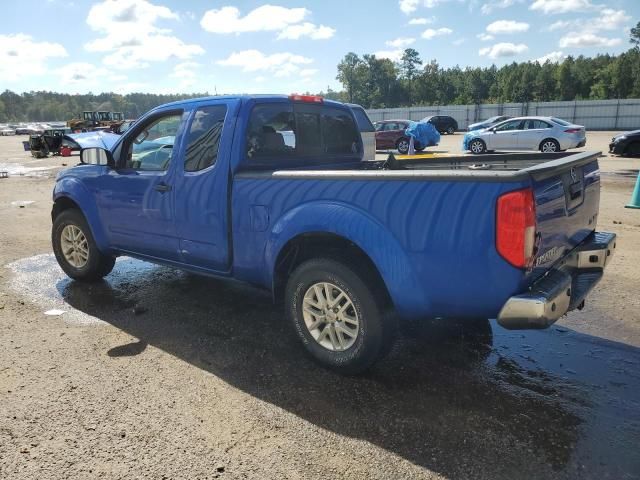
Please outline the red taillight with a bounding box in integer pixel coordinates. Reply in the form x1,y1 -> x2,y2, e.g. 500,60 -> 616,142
289,94 -> 323,103
496,188 -> 536,268
564,128 -> 581,133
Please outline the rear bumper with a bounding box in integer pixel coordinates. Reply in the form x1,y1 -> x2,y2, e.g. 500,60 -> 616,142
497,231 -> 616,330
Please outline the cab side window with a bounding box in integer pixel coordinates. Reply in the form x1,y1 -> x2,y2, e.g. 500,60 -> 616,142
184,105 -> 227,172
246,104 -> 296,159
125,113 -> 182,171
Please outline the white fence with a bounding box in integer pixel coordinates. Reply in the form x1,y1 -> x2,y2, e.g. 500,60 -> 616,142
366,99 -> 640,131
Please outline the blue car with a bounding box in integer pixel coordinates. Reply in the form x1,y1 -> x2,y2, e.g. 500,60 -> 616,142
51,94 -> 615,373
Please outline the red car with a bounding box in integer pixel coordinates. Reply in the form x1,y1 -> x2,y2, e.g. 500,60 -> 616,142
374,119 -> 426,154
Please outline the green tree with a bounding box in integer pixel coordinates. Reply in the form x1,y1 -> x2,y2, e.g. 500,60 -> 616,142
630,21 -> 640,49
336,52 -> 364,103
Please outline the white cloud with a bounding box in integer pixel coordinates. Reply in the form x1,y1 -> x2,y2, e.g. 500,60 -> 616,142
200,5 -> 334,41
452,38 -> 465,46
477,33 -> 494,41
548,9 -> 630,33
535,51 -> 565,63
56,62 -> 108,84
299,68 -> 318,77
169,61 -> 202,89
479,42 -> 528,59
85,0 -> 204,70
217,50 -> 313,78
530,0 -> 596,14
408,17 -> 434,25
386,37 -> 416,48
277,22 -> 335,40
480,0 -> 521,15
374,49 -> 404,61
559,32 -> 622,48
201,5 -> 307,33
486,20 -> 529,34
0,34 -> 67,82
422,27 -> 453,39
399,0 -> 419,14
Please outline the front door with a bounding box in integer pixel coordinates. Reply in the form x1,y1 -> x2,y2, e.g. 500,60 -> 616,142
98,110 -> 186,260
174,101 -> 235,271
489,119 -> 525,150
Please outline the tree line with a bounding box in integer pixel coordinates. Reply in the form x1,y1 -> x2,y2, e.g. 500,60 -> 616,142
0,91 -> 209,123
1,22 -> 638,122
326,21 -> 640,108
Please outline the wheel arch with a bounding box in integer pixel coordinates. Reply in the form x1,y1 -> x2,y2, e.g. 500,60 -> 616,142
265,202 -> 425,317
539,137 -> 560,151
53,179 -> 110,253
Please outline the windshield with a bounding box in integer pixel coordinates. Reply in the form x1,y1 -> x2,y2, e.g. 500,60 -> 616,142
551,117 -> 571,126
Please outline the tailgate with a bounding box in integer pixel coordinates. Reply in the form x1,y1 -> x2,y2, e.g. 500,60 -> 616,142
528,154 -> 600,279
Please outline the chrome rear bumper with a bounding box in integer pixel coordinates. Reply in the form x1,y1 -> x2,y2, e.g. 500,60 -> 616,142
497,232 -> 616,330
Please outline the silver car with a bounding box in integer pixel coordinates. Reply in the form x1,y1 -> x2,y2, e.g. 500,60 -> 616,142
463,116 -> 586,154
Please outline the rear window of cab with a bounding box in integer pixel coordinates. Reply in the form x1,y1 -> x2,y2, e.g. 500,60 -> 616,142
245,102 -> 362,167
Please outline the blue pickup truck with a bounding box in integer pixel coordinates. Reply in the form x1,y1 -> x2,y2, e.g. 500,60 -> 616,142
51,94 -> 615,373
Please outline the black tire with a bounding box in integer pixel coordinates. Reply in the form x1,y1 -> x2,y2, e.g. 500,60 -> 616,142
625,142 -> 640,157
285,258 -> 393,374
539,138 -> 560,153
396,138 -> 410,154
415,146 -> 425,152
446,126 -> 455,135
469,138 -> 486,154
52,208 -> 115,282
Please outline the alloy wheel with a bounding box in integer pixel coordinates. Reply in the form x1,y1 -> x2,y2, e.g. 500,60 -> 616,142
302,282 -> 360,351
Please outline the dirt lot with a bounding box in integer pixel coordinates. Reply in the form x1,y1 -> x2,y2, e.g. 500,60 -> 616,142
1,132 -> 639,479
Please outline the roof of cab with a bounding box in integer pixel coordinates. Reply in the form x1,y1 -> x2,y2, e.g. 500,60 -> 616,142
156,94 -> 347,110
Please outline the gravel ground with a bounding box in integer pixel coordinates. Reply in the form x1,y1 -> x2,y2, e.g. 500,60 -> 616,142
1,132 -> 639,479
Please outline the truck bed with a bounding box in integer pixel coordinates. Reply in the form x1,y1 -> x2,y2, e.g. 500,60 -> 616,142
233,151 -> 601,320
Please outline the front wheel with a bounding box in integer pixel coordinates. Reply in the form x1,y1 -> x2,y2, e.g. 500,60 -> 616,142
52,208 -> 115,281
285,258 -> 393,374
397,138 -> 410,154
447,126 -> 455,135
469,138 -> 486,154
540,138 -> 560,153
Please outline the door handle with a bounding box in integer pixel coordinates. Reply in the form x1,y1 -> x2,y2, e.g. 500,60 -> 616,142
154,183 -> 172,193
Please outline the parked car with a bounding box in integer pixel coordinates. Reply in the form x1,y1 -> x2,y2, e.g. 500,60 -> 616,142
609,130 -> 640,156
347,103 -> 376,161
51,94 -> 614,374
468,115 -> 512,132
0,127 -> 15,136
463,117 -> 586,154
420,115 -> 458,134
374,120 -> 427,154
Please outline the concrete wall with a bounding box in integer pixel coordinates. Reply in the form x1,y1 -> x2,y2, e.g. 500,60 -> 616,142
366,99 -> 640,131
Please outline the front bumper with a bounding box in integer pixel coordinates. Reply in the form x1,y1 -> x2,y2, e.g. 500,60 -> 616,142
609,141 -> 625,154
497,232 -> 616,330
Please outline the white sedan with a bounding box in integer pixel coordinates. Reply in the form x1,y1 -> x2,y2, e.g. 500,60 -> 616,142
463,116 -> 586,154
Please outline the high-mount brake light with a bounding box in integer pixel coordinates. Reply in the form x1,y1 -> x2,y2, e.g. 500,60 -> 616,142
289,94 -> 324,103
496,188 -> 537,269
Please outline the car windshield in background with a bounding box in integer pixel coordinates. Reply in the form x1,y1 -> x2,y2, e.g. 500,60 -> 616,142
551,117 -> 571,126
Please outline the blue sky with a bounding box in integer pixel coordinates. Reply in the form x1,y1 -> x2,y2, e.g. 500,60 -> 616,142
1,0 -> 638,95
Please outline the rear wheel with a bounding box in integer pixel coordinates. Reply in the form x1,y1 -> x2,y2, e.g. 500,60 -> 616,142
540,138 -> 560,153
625,142 -> 640,157
469,138 -> 486,154
285,258 -> 394,374
52,209 -> 115,281
397,138 -> 410,154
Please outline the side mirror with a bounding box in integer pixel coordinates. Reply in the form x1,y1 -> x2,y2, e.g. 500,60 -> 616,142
80,147 -> 113,167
